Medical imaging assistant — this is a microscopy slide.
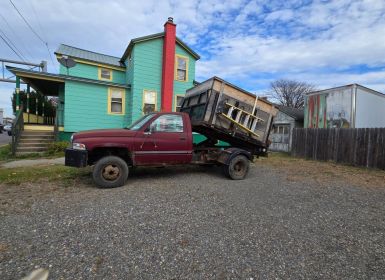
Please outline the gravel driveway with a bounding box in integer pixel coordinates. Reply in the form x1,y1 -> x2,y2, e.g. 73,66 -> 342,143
1,163 -> 385,279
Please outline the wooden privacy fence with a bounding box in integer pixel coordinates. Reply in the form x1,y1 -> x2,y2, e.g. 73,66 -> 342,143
291,128 -> 385,170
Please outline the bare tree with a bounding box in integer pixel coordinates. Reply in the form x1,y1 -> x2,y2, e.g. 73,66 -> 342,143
269,79 -> 316,108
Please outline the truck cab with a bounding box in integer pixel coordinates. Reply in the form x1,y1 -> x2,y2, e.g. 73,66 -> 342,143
67,112 -> 193,165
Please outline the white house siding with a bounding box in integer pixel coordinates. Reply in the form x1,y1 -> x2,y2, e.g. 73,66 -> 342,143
270,111 -> 296,152
355,87 -> 385,128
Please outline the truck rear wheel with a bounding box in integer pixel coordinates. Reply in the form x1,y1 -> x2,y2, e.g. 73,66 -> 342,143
92,156 -> 128,188
223,155 -> 249,180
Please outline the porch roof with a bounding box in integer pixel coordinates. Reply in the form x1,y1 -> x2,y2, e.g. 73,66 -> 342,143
6,66 -> 130,96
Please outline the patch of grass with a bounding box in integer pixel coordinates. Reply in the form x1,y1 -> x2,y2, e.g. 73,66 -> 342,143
0,144 -> 66,163
0,145 -> 11,161
257,152 -> 385,188
0,165 -> 91,185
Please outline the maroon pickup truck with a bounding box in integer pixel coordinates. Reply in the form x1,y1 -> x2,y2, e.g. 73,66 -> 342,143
65,112 -> 255,188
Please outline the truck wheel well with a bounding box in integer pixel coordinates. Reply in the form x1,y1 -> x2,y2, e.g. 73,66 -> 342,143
88,147 -> 132,166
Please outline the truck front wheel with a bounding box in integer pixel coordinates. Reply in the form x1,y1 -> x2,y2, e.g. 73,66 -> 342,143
223,155 -> 249,180
92,156 -> 129,188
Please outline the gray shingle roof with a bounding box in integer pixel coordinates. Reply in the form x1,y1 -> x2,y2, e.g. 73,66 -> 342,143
55,44 -> 125,67
277,105 -> 304,121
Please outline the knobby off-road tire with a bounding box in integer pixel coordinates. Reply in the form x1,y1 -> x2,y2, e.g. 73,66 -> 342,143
223,155 -> 250,180
92,156 -> 129,188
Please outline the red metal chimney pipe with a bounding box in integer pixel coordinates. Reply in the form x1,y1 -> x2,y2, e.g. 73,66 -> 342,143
161,17 -> 176,112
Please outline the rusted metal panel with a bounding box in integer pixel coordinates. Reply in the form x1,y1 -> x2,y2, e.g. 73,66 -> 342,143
305,87 -> 353,128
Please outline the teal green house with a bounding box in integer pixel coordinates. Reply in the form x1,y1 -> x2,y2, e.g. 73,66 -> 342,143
8,18 -> 200,141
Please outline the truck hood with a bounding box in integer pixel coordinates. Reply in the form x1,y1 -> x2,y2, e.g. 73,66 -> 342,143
72,129 -> 137,140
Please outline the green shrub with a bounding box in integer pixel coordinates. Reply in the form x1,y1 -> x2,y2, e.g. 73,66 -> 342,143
47,141 -> 70,155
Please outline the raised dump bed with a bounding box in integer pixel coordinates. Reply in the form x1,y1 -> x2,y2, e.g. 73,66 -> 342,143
180,76 -> 278,155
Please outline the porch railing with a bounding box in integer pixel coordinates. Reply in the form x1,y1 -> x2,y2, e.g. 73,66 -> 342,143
53,113 -> 59,141
11,105 -> 24,155
23,112 -> 55,125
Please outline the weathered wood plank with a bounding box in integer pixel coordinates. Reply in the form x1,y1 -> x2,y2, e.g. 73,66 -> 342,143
291,127 -> 385,170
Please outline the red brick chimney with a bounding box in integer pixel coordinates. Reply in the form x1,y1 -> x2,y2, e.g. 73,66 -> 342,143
161,17 -> 176,112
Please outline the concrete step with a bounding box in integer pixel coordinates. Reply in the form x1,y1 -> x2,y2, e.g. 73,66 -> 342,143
22,132 -> 54,136
16,151 -> 45,156
19,139 -> 53,143
14,130 -> 55,154
17,143 -> 50,148
16,146 -> 48,153
20,135 -> 55,139
22,130 -> 54,133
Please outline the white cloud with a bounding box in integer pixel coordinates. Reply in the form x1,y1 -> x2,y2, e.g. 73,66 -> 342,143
264,9 -> 294,22
0,0 -> 384,114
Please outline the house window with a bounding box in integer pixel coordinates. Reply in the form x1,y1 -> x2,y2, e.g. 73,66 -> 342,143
150,114 -> 184,133
108,88 -> 124,114
143,90 -> 157,114
175,55 -> 188,81
273,125 -> 289,135
99,68 -> 112,80
175,95 -> 184,112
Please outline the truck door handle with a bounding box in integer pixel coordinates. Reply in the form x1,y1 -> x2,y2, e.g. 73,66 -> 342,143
180,137 -> 186,140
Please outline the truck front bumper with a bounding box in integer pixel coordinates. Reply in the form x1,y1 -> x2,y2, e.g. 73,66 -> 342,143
65,148 -> 88,168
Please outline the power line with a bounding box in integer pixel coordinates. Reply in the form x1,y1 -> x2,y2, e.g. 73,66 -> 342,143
0,11 -> 33,60
9,0 -> 45,43
0,26 -> 27,61
29,0 -> 46,41
0,33 -> 25,61
9,0 -> 55,66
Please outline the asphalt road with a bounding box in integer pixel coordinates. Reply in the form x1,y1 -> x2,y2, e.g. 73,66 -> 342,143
0,132 -> 11,146
1,164 -> 384,279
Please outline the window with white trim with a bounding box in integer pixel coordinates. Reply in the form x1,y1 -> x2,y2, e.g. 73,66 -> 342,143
109,88 -> 124,114
175,55 -> 188,81
99,68 -> 112,80
143,90 -> 157,114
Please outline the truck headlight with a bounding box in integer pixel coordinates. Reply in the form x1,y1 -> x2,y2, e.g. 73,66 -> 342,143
72,143 -> 86,150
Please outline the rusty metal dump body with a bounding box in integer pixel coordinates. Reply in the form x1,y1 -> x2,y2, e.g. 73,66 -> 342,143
180,77 -> 278,155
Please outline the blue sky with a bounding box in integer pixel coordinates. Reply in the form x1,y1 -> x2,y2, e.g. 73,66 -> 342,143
1,0 -> 385,117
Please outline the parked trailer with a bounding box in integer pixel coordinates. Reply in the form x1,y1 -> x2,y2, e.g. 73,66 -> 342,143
180,76 -> 278,155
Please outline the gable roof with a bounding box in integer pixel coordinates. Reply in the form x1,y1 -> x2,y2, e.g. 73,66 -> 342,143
277,105 -> 304,121
55,44 -> 125,68
121,32 -> 200,62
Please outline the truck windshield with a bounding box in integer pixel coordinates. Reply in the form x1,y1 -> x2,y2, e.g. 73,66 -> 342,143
126,114 -> 155,130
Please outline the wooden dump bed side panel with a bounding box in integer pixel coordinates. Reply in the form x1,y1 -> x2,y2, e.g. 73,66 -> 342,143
181,77 -> 277,152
